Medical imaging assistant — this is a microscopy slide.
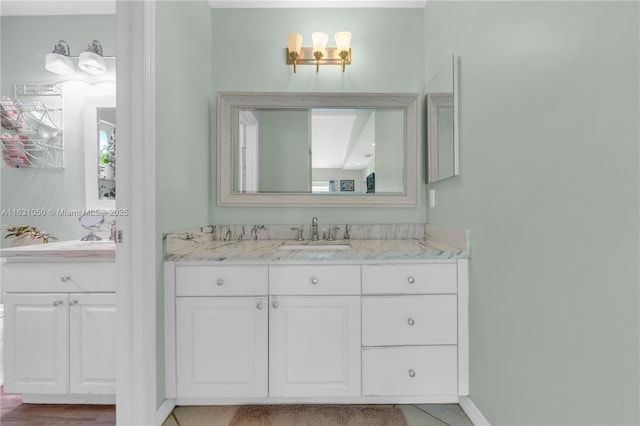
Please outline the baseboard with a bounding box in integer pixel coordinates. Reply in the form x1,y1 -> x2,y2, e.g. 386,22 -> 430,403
21,393 -> 115,404
459,396 -> 490,426
155,398 -> 176,425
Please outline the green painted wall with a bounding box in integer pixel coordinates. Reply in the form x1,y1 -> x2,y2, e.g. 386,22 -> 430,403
156,0 -> 212,408
211,8 -> 426,225
424,1 -> 639,424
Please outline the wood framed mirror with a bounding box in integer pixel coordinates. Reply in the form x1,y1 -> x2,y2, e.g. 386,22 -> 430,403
217,92 -> 419,207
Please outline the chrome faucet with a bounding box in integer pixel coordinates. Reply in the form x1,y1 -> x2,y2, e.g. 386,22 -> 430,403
291,226 -> 304,241
311,217 -> 319,241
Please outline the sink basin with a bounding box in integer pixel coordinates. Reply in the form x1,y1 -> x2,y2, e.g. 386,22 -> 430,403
279,243 -> 352,250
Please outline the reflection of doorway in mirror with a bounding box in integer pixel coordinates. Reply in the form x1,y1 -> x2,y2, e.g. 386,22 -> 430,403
239,111 -> 258,193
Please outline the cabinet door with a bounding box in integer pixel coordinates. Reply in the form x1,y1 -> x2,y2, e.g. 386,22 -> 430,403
176,297 -> 268,398
69,293 -> 117,395
269,296 -> 361,397
4,293 -> 68,394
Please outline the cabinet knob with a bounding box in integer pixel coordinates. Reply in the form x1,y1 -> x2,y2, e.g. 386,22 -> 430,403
60,275 -> 71,282
272,300 -> 279,309
69,299 -> 78,306
216,278 -> 224,286
53,299 -> 64,307
407,276 -> 415,284
256,302 -> 264,311
310,277 -> 319,285
407,318 -> 415,326
408,369 -> 416,378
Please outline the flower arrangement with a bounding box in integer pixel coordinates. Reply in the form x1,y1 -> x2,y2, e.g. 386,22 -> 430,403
2,224 -> 56,244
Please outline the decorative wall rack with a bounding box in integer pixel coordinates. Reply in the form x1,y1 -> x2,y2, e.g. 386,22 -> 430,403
0,84 -> 64,168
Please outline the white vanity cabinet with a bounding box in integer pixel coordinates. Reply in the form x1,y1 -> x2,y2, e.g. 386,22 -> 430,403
165,258 -> 468,404
2,261 -> 116,402
174,265 -> 269,398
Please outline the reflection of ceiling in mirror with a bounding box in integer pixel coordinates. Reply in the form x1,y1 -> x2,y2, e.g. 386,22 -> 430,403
311,109 -> 375,170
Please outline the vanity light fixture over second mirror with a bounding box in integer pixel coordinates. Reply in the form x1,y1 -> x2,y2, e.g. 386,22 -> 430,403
217,92 -> 419,207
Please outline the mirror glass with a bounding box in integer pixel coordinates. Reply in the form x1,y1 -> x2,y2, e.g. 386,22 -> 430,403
426,55 -> 459,183
79,211 -> 105,241
97,107 -> 116,199
218,93 -> 419,207
234,108 -> 404,195
84,96 -> 116,210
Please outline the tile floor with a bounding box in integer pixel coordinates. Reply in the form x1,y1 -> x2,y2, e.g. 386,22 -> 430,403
162,404 -> 474,426
1,386 -> 473,426
0,387 -> 116,426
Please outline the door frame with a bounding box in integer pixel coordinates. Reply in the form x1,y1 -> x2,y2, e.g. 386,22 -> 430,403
116,1 -> 165,424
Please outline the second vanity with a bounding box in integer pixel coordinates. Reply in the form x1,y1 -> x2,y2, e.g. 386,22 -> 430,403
1,240 -> 116,404
164,224 -> 469,404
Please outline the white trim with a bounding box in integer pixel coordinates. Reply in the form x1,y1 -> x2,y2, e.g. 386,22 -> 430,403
459,396 -> 491,426
115,1 -> 157,425
22,393 -> 115,404
164,262 -> 177,399
457,259 -> 469,395
155,399 -> 177,425
176,395 -> 459,405
207,0 -> 426,8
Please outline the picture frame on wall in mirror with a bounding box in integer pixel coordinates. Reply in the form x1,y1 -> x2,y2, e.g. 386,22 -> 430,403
340,180 -> 354,192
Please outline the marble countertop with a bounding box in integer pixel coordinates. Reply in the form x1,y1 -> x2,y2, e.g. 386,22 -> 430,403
164,238 -> 469,263
0,239 -> 116,260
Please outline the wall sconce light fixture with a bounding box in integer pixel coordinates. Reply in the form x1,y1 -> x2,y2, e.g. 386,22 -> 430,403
45,40 -> 113,76
286,31 -> 351,73
79,40 -> 107,75
45,40 -> 75,75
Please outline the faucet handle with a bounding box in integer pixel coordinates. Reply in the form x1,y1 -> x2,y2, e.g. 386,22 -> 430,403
327,226 -> 340,241
290,227 -> 304,241
343,224 -> 350,240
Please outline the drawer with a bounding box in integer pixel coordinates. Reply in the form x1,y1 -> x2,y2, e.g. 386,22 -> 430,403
269,265 -> 360,295
362,263 -> 457,294
362,295 -> 457,346
2,261 -> 115,293
362,346 -> 457,396
176,265 -> 268,296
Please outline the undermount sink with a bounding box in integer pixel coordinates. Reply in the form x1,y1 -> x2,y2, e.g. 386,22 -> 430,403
279,242 -> 352,250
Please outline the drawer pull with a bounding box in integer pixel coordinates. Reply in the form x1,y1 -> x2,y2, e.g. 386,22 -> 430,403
407,276 -> 415,284
69,299 -> 78,306
60,275 -> 71,282
408,369 -> 416,378
256,302 -> 264,311
272,300 -> 279,309
216,279 -> 224,286
53,299 -> 64,307
407,318 -> 415,326
310,277 -> 319,285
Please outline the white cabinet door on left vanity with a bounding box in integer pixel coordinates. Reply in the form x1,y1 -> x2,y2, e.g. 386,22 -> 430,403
4,293 -> 69,394
4,292 -> 116,395
69,293 -> 117,395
